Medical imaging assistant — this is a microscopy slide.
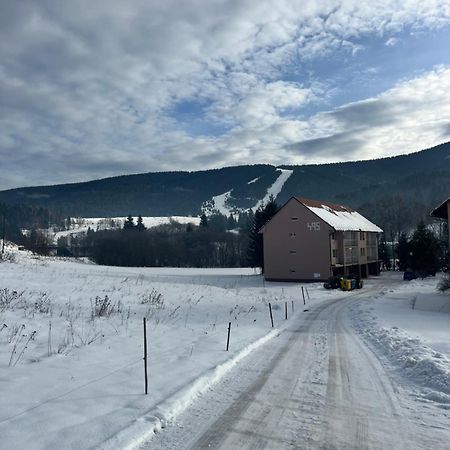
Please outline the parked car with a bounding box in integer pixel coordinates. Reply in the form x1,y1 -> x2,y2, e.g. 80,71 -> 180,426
323,276 -> 342,289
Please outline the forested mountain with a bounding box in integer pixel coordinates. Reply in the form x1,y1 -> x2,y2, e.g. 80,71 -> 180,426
0,165 -> 279,217
277,142 -> 450,234
0,141 -> 449,234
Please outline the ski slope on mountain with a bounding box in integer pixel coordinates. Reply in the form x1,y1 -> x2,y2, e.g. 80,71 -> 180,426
253,168 -> 293,211
208,168 -> 293,216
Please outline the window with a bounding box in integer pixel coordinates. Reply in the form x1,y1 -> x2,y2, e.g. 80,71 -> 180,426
290,250 -> 297,254
331,232 -> 336,240
290,269 -> 296,273
332,249 -> 337,258
289,232 -> 296,237
360,231 -> 365,240
291,217 -> 298,221
360,247 -> 365,256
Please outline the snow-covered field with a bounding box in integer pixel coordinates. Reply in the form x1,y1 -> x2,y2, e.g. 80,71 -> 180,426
0,244 -> 341,449
1,246 -> 449,449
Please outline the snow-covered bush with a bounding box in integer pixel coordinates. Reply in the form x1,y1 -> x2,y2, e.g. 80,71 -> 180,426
8,325 -> 37,366
437,275 -> 450,292
0,251 -> 16,263
91,295 -> 121,318
33,292 -> 52,314
0,289 -> 24,311
140,288 -> 164,309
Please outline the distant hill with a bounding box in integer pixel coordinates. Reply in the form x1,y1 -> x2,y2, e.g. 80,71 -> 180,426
1,141 -> 449,234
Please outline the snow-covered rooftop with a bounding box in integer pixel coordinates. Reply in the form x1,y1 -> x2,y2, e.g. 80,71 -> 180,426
296,197 -> 383,232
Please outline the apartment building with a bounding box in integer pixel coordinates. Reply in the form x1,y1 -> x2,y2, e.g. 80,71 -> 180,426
260,197 -> 382,282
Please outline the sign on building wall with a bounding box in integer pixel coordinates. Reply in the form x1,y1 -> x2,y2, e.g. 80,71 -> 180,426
307,222 -> 321,231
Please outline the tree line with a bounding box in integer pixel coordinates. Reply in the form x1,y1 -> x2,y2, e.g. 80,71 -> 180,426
58,200 -> 278,269
378,220 -> 449,274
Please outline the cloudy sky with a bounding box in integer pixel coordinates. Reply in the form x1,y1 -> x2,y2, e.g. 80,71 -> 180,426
1,0 -> 450,190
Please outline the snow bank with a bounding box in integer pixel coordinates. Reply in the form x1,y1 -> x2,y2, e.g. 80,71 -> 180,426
414,292 -> 450,313
357,323 -> 450,403
351,277 -> 450,408
100,329 -> 281,450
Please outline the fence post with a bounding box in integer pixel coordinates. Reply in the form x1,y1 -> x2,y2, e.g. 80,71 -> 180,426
268,303 -> 274,328
285,301 -> 288,320
291,300 -> 294,313
226,322 -> 231,351
306,287 -> 310,300
301,287 -> 306,305
143,317 -> 148,395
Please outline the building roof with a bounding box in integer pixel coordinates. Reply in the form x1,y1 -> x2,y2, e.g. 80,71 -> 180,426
430,197 -> 449,219
294,197 -> 383,232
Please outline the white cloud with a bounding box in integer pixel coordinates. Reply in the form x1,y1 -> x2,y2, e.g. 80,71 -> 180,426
385,37 -> 399,46
1,1 -> 450,189
286,66 -> 450,162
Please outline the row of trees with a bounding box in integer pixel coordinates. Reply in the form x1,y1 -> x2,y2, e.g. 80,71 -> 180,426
0,202 -> 55,244
12,196 -> 448,276
85,223 -> 248,267
72,199 -> 279,268
379,220 -> 449,274
396,221 -> 448,274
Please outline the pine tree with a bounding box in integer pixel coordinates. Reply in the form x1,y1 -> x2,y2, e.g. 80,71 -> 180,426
409,221 -> 440,276
247,208 -> 265,270
263,195 -> 278,220
136,215 -> 146,232
226,214 -> 237,230
123,215 -> 135,231
247,196 -> 279,271
209,213 -> 226,231
200,213 -> 208,228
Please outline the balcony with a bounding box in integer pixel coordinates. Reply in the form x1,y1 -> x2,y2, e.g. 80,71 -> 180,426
344,247 -> 359,264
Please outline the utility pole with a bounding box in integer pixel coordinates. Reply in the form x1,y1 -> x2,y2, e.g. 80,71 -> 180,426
390,230 -> 395,271
1,215 -> 5,255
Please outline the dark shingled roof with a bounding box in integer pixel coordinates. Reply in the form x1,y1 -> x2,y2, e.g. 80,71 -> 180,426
431,197 -> 450,219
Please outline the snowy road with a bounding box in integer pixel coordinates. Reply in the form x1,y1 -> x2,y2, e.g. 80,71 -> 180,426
146,285 -> 449,449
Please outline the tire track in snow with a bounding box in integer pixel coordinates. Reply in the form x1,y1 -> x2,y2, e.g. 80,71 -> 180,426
188,295 -> 351,449
147,282 -> 441,449
322,295 -> 414,449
